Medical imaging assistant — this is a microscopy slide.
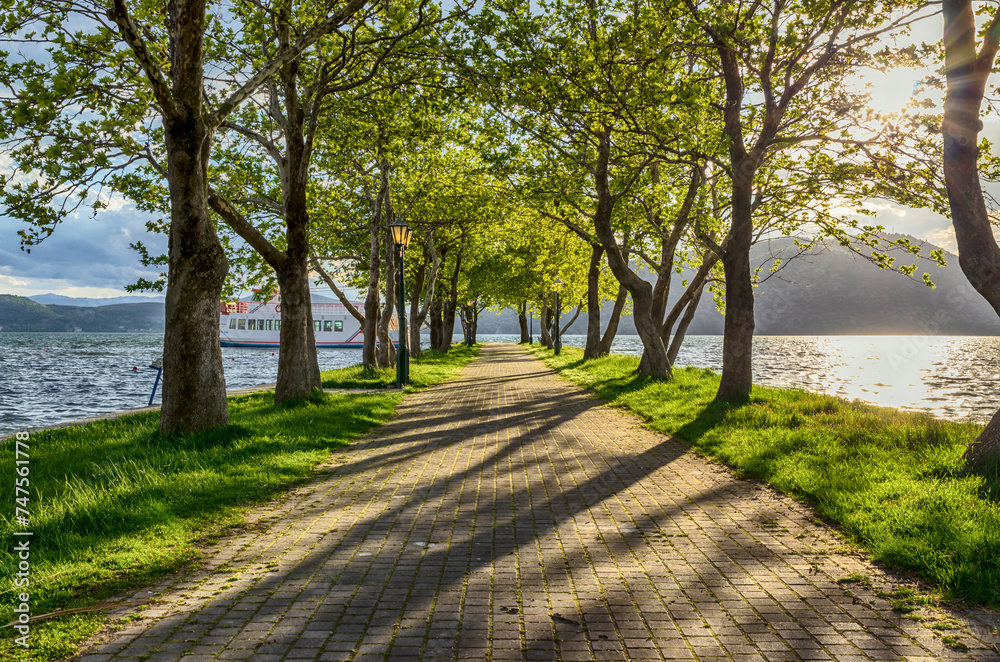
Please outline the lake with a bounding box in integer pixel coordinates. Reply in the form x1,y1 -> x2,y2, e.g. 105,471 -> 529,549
0,332 -> 997,434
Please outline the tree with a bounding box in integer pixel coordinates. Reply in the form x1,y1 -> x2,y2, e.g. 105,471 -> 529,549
1,0 -> 368,432
462,0 -> 688,377
674,0 -> 939,399
940,0 -> 1000,465
203,1 -> 443,401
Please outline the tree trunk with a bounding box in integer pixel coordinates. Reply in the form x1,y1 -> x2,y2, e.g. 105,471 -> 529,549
584,244 -> 604,359
459,307 -> 471,345
437,250 -> 462,352
362,162 -> 389,372
539,297 -> 552,349
159,106 -> 230,433
429,291 -> 443,352
275,261 -> 321,401
667,285 -> 704,366
409,257 -> 427,359
942,0 -> 1000,464
518,301 -> 530,343
470,306 -> 478,344
716,181 -> 755,400
590,130 -> 670,379
378,227 -> 396,367
560,304 -> 582,336
273,58 -> 321,402
600,284 -> 627,356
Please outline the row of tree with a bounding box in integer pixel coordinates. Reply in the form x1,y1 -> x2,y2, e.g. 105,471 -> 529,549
2,0 -> 999,465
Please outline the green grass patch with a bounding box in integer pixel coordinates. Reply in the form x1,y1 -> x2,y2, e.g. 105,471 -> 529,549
322,345 -> 479,390
0,345 -> 478,661
529,345 -> 1000,608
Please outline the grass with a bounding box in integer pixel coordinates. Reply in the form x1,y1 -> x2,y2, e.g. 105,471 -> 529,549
529,345 -> 1000,609
0,345 -> 478,661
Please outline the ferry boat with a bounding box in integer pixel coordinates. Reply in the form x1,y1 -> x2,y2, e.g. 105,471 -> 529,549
218,291 -> 394,349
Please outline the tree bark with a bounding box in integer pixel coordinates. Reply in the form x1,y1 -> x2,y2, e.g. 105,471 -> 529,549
272,50 -> 321,402
560,304 -> 582,336
518,301 -> 530,343
590,130 -> 670,379
714,36 -> 757,400
377,205 -> 396,368
584,244 -> 604,359
437,249 -> 462,352
361,162 -> 388,372
429,288 -> 443,352
274,259 -> 321,401
408,257 -> 427,359
716,170 -> 755,400
942,0 -> 1000,464
599,284 -> 627,356
156,0 -> 229,433
539,297 -> 553,349
409,236 -> 441,360
160,111 -> 230,433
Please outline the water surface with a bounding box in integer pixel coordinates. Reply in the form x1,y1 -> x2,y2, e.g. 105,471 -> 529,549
1,332 -> 997,433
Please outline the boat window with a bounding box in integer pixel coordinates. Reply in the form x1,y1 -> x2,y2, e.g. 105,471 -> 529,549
275,320 -> 281,331
314,321 -> 321,333
266,320 -> 272,331
229,319 -> 237,329
238,319 -> 246,330
323,321 -> 333,332
258,319 -> 264,330
335,321 -> 343,332
248,319 -> 256,330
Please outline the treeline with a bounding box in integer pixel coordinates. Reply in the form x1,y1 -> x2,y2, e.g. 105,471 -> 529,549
0,295 -> 165,332
1,0 -> 998,464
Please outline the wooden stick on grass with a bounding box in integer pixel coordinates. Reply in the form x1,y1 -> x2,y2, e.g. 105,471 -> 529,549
1,599 -> 152,628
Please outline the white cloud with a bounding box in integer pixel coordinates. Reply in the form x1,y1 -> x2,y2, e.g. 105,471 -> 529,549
924,226 -> 957,252
0,274 -> 158,298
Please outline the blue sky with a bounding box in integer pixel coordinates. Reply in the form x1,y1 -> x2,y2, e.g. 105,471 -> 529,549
0,201 -> 168,298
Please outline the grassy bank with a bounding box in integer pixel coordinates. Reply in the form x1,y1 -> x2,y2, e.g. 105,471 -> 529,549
529,345 -> 1000,609
0,345 -> 478,661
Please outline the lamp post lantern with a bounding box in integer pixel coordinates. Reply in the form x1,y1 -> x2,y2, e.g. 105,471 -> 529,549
553,278 -> 563,356
390,218 -> 413,387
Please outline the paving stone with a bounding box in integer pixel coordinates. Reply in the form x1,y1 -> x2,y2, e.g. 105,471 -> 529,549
71,345 -> 995,661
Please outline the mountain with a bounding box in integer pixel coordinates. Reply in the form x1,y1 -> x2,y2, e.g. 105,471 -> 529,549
477,235 -> 1000,336
28,293 -> 165,307
0,295 -> 165,332
5,235 -> 998,336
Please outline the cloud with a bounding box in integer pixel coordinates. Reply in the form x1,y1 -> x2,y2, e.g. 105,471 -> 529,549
924,226 -> 958,252
0,204 -> 167,295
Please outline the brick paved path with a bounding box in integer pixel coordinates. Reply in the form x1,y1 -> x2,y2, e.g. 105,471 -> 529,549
77,345 -> 999,662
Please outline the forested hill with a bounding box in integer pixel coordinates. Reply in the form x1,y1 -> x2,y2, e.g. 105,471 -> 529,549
4,235 -> 998,336
0,295 -> 165,332
477,236 -> 1000,336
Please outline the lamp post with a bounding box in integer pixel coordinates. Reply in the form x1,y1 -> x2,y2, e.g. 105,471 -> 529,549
390,218 -> 413,387
528,304 -> 533,344
553,277 -> 563,356
465,300 -> 475,346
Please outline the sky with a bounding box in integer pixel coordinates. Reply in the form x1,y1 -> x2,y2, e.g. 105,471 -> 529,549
0,9 -> 985,299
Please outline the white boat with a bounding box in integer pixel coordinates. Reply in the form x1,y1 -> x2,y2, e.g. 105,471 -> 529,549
218,292 -> 393,349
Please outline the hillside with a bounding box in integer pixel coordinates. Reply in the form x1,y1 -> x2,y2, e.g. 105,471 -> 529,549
478,235 -> 1000,336
28,293 -> 165,307
0,295 -> 165,332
